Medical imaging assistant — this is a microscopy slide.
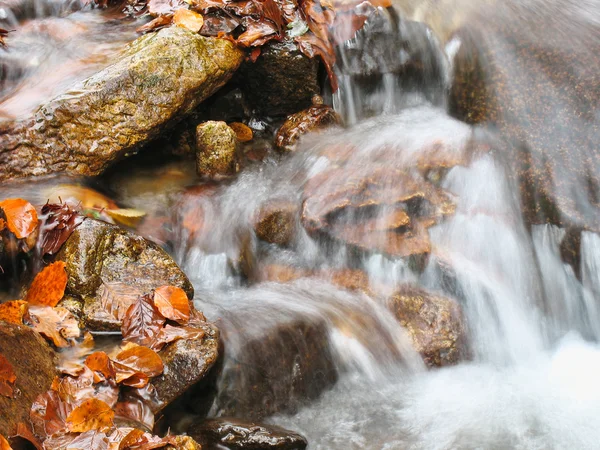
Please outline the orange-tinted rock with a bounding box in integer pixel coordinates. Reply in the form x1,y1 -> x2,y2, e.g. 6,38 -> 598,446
274,105 -> 341,152
253,201 -> 298,247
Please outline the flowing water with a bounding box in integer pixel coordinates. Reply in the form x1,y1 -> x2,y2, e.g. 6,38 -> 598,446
2,0 -> 600,448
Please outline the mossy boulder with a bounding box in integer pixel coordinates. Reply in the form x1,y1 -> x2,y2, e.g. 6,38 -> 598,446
196,121 -> 239,178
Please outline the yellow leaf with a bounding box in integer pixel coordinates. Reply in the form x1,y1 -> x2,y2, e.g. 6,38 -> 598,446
106,209 -> 146,228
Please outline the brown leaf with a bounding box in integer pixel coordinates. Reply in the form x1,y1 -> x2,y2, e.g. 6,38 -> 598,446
99,281 -> 145,322
236,17 -> 278,47
228,122 -> 253,142
136,15 -> 173,33
39,202 -> 85,255
85,352 -> 116,383
51,369 -> 94,404
25,261 -> 68,307
0,198 -> 38,239
0,435 -> 12,450
12,423 -> 42,450
150,324 -> 204,351
113,400 -> 155,432
0,353 -> 16,398
153,286 -> 190,324
115,429 -> 177,450
121,295 -> 165,347
26,305 -> 81,348
173,8 -> 204,32
113,344 -> 164,382
42,431 -> 109,450
0,300 -> 27,324
30,390 -> 72,438
44,185 -> 118,211
66,398 -> 114,433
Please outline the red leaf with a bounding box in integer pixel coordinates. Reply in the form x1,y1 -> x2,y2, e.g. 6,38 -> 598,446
12,423 -> 42,450
122,295 -> 165,347
30,390 -> 72,438
39,202 -> 84,255
0,353 -> 16,398
25,261 -> 68,307
0,198 -> 38,239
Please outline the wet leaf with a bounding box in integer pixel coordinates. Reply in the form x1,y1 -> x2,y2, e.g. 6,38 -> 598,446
25,261 -> 68,307
113,400 -> 155,432
113,428 -> 176,450
30,390 -> 72,438
39,202 -> 85,255
0,28 -> 9,50
66,398 -> 115,433
153,286 -> 190,324
148,0 -> 185,15
42,431 -> 109,450
236,17 -> 278,47
173,8 -> 204,32
113,344 -> 164,382
26,305 -> 81,348
13,423 -> 43,450
150,324 -> 204,351
137,15 -> 173,33
0,300 -> 27,324
228,122 -> 253,142
0,435 -> 11,450
106,209 -> 146,228
0,198 -> 38,239
51,369 -> 94,404
85,352 -> 116,383
122,295 -> 165,347
45,185 -> 118,211
0,353 -> 16,398
99,281 -> 145,322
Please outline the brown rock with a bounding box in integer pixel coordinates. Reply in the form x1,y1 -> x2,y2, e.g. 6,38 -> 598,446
196,121 -> 239,178
0,321 -> 58,437
0,27 -> 244,181
388,285 -> 466,367
189,417 -> 307,450
274,105 -> 341,152
253,201 -> 297,247
56,218 -> 193,331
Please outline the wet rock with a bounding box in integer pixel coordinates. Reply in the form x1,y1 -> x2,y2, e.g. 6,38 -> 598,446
0,321 -> 58,437
189,417 -> 307,450
166,436 -> 203,450
388,285 -> 466,367
241,40 -> 319,117
212,318 -> 337,419
56,218 -> 193,331
274,105 -> 341,152
196,121 -> 239,178
253,201 -> 297,246
152,322 -> 220,413
0,27 -> 244,181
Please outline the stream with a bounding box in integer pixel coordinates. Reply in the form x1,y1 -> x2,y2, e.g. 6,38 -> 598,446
2,0 -> 600,448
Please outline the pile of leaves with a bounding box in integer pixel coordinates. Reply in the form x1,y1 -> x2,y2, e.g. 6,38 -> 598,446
116,0 -> 391,90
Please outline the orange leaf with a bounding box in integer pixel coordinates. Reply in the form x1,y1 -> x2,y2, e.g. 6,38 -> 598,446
0,435 -> 12,450
25,261 -> 67,307
0,198 -> 38,239
85,352 -> 116,383
113,344 -> 164,382
30,390 -> 72,438
228,122 -> 253,142
0,300 -> 27,325
153,286 -> 190,324
26,305 -> 81,348
66,398 -> 115,433
0,353 -> 16,398
12,423 -> 42,450
150,324 -> 204,351
173,8 -> 204,32
122,295 -> 165,347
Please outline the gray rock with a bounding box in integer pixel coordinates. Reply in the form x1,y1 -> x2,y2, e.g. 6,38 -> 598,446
0,27 -> 244,181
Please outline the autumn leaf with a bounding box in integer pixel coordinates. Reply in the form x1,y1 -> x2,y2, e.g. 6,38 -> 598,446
30,390 -> 72,437
26,305 -> 81,348
153,286 -> 190,324
0,198 -> 38,239
113,344 -> 164,385
85,352 -> 116,383
99,281 -> 145,322
0,353 -> 16,398
106,209 -> 146,228
39,202 -> 85,255
117,430 -> 177,450
25,261 -> 68,307
121,295 -> 165,347
42,431 -> 110,450
173,8 -> 204,32
0,300 -> 27,324
228,122 -> 253,142
113,399 -> 155,432
137,15 -> 173,33
12,423 -> 42,450
66,398 -> 115,433
150,324 -> 204,351
0,435 -> 12,450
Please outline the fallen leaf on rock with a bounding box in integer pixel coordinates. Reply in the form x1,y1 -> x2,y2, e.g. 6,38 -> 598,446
106,209 -> 146,228
122,295 -> 165,347
51,368 -> 94,404
42,431 -> 110,450
30,390 -> 72,438
13,423 -> 42,450
137,15 -> 173,33
66,398 -> 115,433
39,202 -> 85,255
0,300 -> 27,324
228,122 -> 253,142
0,353 -> 17,398
0,198 -> 38,239
99,281 -> 145,322
25,261 -> 68,307
150,324 -> 204,351
173,8 -> 204,32
26,305 -> 81,348
0,435 -> 11,450
85,352 -> 116,383
45,185 -> 118,211
116,429 -> 177,450
113,399 -> 155,431
113,344 -> 164,383
153,286 -> 190,324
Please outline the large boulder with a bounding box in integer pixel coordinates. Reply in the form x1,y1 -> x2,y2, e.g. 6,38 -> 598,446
0,27 -> 244,181
0,321 -> 58,437
188,418 -> 307,450
56,218 -> 193,331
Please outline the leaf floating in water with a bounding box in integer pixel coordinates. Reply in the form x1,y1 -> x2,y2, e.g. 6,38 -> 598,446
228,122 -> 253,142
153,285 -> 190,324
25,261 -> 68,307
66,398 -> 115,433
0,300 -> 27,325
113,343 -> 164,387
121,295 -> 165,347
39,202 -> 85,255
0,198 -> 38,239
106,208 -> 146,228
26,305 -> 81,348
0,353 -> 17,398
173,8 -> 204,32
85,352 -> 116,383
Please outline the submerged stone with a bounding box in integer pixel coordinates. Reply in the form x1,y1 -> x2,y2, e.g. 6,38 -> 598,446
253,200 -> 297,247
274,105 -> 341,152
0,27 -> 243,181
